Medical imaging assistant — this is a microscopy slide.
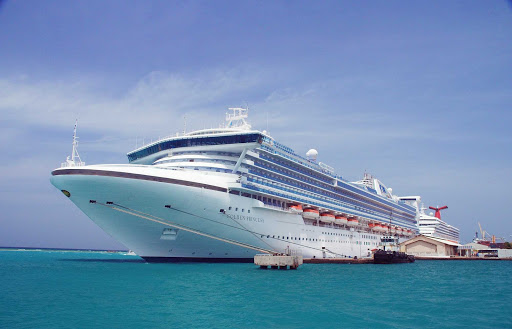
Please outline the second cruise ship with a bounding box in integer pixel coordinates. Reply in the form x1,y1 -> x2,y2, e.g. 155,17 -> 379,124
51,108 -> 421,261
417,205 -> 460,242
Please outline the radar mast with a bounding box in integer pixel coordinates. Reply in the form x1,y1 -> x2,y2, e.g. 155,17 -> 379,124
225,107 -> 251,130
62,120 -> 85,167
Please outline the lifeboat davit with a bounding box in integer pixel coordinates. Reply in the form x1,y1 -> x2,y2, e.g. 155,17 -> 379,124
396,228 -> 403,235
347,217 -> 359,227
390,226 -> 396,234
302,208 -> 320,220
320,213 -> 335,223
289,204 -> 303,213
335,215 -> 348,225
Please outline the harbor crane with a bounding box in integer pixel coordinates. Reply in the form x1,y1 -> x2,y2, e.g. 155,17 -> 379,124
478,222 -> 498,243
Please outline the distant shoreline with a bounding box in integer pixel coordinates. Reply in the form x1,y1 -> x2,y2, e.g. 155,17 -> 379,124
0,246 -> 129,253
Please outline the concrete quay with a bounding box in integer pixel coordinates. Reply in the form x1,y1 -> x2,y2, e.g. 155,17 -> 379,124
415,256 -> 512,261
254,254 -> 303,269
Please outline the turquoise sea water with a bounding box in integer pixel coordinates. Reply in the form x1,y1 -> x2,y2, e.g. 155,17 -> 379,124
1,250 -> 510,329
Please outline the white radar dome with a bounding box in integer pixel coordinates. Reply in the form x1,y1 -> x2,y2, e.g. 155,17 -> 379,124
306,149 -> 318,161
388,188 -> 393,195
430,212 -> 434,216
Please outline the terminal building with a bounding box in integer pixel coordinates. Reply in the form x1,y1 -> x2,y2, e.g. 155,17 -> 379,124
400,235 -> 512,259
400,235 -> 459,257
457,242 -> 512,258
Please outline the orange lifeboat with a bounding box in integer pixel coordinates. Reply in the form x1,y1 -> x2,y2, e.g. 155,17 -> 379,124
368,223 -> 376,229
335,215 -> 348,225
347,217 -> 359,227
320,213 -> 335,223
302,208 -> 320,220
289,204 -> 303,213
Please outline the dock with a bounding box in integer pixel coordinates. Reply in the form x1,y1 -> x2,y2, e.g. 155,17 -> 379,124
415,256 -> 512,261
254,254 -> 303,269
307,256 -> 512,262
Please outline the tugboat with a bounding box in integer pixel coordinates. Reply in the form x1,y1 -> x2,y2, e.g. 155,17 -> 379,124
373,235 -> 415,264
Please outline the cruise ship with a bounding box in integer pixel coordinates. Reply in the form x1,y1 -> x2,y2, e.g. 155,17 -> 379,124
51,108 -> 420,262
417,205 -> 460,242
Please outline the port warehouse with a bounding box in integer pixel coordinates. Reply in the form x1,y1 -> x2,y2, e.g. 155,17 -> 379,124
399,235 -> 512,258
457,242 -> 512,258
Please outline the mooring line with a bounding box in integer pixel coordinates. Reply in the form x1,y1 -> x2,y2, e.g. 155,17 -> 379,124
96,202 -> 275,254
95,201 -> 345,257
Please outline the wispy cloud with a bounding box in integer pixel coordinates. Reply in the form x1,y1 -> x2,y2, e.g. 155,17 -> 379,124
0,67 -> 270,138
2,68 -> 503,151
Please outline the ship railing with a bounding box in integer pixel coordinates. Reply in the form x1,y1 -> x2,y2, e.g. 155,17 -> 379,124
253,160 -> 414,219
242,182 -> 407,227
60,161 -> 85,168
258,152 -> 333,184
246,178 -> 360,215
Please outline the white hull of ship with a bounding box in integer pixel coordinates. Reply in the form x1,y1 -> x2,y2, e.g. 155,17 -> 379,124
51,165 -> 405,261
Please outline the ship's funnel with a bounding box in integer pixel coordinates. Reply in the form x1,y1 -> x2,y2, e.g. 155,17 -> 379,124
429,206 -> 448,219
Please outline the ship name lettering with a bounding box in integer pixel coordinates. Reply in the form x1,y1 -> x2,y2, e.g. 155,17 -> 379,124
226,214 -> 264,223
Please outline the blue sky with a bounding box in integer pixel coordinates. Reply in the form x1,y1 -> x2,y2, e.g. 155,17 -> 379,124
1,1 -> 511,249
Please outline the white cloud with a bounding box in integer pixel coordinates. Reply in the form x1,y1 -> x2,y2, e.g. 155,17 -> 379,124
0,68 -> 488,149
0,68 -> 268,138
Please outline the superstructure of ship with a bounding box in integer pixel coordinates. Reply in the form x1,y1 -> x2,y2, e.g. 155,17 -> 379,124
417,205 -> 460,243
51,108 -> 421,262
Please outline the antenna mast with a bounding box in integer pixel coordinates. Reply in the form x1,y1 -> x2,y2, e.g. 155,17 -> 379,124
225,107 -> 251,129
62,120 -> 85,167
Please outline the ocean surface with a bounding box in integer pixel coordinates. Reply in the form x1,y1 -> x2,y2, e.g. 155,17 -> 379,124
1,250 -> 510,329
